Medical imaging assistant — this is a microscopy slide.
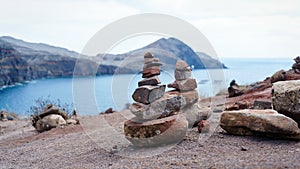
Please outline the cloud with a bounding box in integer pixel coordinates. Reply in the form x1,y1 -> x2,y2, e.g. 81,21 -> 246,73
0,0 -> 299,58
0,0 -> 140,51
192,15 -> 300,58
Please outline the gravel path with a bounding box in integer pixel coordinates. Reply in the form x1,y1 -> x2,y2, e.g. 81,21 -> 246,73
0,113 -> 300,169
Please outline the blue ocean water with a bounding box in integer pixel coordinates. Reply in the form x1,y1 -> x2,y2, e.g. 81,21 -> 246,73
0,58 -> 293,117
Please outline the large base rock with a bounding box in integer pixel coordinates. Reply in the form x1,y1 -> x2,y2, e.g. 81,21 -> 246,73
35,114 -> 66,132
220,109 -> 300,140
181,103 -> 212,128
272,80 -> 300,126
124,114 -> 188,147
130,92 -> 186,120
132,85 -> 166,104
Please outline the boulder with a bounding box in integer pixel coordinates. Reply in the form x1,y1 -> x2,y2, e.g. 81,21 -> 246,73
132,85 -> 166,104
138,76 -> 161,87
124,114 -> 188,147
167,78 -> 197,92
270,69 -> 286,83
272,80 -> 300,126
142,66 -> 160,78
174,70 -> 191,81
220,109 -> 300,140
130,92 -> 186,120
181,103 -> 212,128
35,114 -> 67,132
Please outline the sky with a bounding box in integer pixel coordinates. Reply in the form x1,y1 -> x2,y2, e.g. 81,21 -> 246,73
0,0 -> 300,58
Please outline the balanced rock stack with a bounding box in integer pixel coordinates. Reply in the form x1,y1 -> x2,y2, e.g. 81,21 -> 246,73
124,53 -> 188,147
167,60 -> 211,128
132,52 -> 165,104
292,56 -> 300,74
124,55 -> 212,147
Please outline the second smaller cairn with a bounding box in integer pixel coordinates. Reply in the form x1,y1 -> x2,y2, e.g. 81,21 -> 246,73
167,60 -> 212,128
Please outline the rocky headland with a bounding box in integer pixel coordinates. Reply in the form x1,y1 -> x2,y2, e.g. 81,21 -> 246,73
0,36 -> 226,87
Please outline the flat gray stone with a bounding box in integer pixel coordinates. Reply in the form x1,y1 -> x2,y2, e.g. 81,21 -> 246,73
132,85 -> 166,104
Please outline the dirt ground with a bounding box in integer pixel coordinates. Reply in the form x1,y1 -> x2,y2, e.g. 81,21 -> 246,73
0,106 -> 300,169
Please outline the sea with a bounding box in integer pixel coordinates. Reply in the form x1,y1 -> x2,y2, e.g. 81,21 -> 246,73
0,58 -> 293,117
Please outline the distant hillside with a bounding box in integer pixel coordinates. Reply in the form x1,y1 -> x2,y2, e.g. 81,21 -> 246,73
0,36 -> 227,86
0,36 -> 78,58
95,37 -> 226,73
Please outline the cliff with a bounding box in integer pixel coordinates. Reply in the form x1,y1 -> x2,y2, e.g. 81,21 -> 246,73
0,36 -> 227,86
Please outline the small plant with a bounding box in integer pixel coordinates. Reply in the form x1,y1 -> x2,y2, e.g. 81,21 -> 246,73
27,96 -> 74,116
28,96 -> 75,130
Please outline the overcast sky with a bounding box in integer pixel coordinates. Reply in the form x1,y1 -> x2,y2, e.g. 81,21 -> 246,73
0,0 -> 299,58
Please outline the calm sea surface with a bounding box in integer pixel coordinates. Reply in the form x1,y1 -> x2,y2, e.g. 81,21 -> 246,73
0,58 -> 293,116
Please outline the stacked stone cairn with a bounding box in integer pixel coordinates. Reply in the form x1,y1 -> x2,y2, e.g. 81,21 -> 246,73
292,56 -> 300,74
124,52 -> 211,147
167,60 -> 211,129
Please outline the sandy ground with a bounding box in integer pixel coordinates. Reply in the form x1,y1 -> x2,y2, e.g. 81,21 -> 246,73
0,109 -> 300,169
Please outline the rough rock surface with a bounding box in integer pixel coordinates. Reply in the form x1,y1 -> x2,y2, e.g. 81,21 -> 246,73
130,92 -> 186,120
132,85 -> 166,104
35,114 -> 66,132
174,70 -> 191,80
270,69 -> 286,83
272,80 -> 300,126
168,90 -> 199,106
253,100 -> 272,110
225,101 -> 250,111
220,109 -> 300,140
